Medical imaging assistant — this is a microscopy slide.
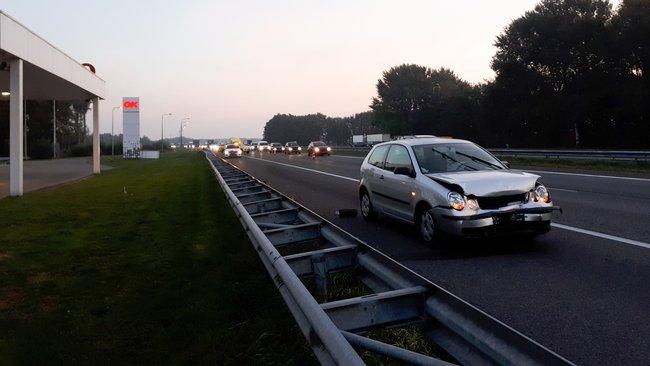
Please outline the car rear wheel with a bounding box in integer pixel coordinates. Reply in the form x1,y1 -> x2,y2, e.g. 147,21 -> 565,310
360,190 -> 377,221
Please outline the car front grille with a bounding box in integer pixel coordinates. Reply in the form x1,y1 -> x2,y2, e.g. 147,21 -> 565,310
477,193 -> 527,209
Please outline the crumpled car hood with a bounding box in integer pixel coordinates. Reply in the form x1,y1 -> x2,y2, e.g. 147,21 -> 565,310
426,170 -> 540,196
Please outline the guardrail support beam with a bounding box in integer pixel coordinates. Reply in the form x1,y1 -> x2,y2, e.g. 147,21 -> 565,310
322,286 -> 427,332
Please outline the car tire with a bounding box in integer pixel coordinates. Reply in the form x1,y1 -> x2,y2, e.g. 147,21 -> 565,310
416,205 -> 439,245
360,189 -> 377,221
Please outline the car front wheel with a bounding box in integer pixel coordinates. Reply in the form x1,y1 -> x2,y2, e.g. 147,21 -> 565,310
418,208 -> 438,244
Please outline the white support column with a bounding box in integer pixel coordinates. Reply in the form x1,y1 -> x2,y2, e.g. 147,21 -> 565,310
92,97 -> 100,174
9,59 -> 24,196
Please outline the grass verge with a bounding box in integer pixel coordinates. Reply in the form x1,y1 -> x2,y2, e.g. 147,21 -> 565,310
0,151 -> 315,365
502,156 -> 650,174
332,149 -> 650,174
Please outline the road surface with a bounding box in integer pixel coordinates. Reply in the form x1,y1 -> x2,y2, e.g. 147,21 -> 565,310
224,152 -> 650,366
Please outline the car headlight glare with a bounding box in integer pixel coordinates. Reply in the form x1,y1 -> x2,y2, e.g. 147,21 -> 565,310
288,147 -> 293,151
447,192 -> 466,211
327,147 -> 332,151
298,147 -> 302,150
315,147 -> 320,152
535,185 -> 550,203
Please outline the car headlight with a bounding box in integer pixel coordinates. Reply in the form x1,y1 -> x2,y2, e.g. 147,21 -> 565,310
298,147 -> 302,151
314,147 -> 320,152
288,147 -> 293,151
535,184 -> 550,203
466,198 -> 479,211
447,192 -> 466,211
327,147 -> 332,152
237,150 -> 242,155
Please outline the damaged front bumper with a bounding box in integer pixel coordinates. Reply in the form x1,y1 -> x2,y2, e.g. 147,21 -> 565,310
436,205 -> 562,238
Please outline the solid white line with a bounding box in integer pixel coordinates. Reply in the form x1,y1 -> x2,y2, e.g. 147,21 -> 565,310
245,156 -> 360,182
245,155 -> 649,249
551,223 -> 650,249
525,169 -> 650,182
333,155 -> 365,159
549,188 -> 578,193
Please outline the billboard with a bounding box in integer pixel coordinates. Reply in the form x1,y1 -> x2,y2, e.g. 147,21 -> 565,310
122,97 -> 140,158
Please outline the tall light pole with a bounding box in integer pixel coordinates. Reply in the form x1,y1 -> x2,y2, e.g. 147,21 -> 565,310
160,113 -> 173,153
111,106 -> 121,156
180,118 -> 190,149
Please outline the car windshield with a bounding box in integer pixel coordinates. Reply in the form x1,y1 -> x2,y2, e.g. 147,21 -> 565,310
287,142 -> 298,146
312,142 -> 326,147
226,144 -> 237,149
258,141 -> 268,146
412,143 -> 505,173
272,143 -> 281,147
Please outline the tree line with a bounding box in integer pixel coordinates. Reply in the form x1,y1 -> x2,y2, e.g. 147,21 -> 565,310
263,111 -> 380,146
264,0 -> 649,149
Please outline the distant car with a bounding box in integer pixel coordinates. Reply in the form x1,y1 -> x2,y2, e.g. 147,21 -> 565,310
359,137 -> 560,244
257,141 -> 270,152
284,141 -> 302,155
270,143 -> 284,154
307,141 -> 332,157
223,144 -> 242,158
241,144 -> 252,154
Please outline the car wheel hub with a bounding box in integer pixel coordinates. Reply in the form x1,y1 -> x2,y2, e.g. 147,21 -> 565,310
421,211 -> 435,241
361,195 -> 370,217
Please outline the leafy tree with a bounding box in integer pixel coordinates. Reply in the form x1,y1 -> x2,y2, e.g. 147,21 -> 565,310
487,0 -> 614,147
370,64 -> 437,135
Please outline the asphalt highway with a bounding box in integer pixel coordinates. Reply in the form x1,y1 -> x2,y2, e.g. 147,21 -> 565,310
225,152 -> 650,365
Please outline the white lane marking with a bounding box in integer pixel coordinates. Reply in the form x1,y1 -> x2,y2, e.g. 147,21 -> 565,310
333,155 -> 365,159
525,169 -> 650,182
550,188 -> 578,193
551,223 -> 650,249
245,155 -> 649,249
245,156 -> 360,182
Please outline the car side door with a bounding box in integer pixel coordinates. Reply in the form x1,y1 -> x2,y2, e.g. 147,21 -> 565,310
380,144 -> 417,221
362,145 -> 390,212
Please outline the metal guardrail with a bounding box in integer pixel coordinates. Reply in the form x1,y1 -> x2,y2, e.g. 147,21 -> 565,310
333,147 -> 650,161
204,151 -> 575,365
489,149 -> 650,161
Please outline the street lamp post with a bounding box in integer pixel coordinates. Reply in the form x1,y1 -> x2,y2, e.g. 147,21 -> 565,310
160,113 -> 173,153
180,118 -> 190,149
111,106 -> 121,156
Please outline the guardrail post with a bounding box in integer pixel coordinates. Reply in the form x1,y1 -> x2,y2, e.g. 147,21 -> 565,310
312,253 -> 328,300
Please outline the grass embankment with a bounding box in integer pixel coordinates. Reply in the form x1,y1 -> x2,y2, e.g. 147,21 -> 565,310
333,148 -> 650,174
502,156 -> 650,174
0,152 -> 314,365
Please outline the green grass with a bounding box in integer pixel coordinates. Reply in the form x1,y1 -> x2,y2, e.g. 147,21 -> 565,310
332,149 -> 650,174
502,156 -> 650,174
0,152 -> 315,365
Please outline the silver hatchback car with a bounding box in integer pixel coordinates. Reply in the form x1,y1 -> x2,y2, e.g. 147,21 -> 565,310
359,137 -> 560,244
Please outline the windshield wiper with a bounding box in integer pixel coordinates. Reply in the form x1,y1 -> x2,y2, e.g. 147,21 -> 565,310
455,152 -> 503,170
431,149 -> 477,171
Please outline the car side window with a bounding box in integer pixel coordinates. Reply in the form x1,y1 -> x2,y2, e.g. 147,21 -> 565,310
384,145 -> 413,172
368,145 -> 390,168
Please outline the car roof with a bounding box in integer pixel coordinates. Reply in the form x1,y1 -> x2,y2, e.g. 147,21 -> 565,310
375,137 -> 471,147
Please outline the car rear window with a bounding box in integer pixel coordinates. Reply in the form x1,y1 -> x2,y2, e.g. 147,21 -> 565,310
368,145 -> 389,168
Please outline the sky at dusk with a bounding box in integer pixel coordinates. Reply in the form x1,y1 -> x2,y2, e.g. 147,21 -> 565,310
0,1 -> 609,139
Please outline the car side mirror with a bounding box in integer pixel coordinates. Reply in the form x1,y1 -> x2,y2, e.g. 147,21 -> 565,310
394,166 -> 416,178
